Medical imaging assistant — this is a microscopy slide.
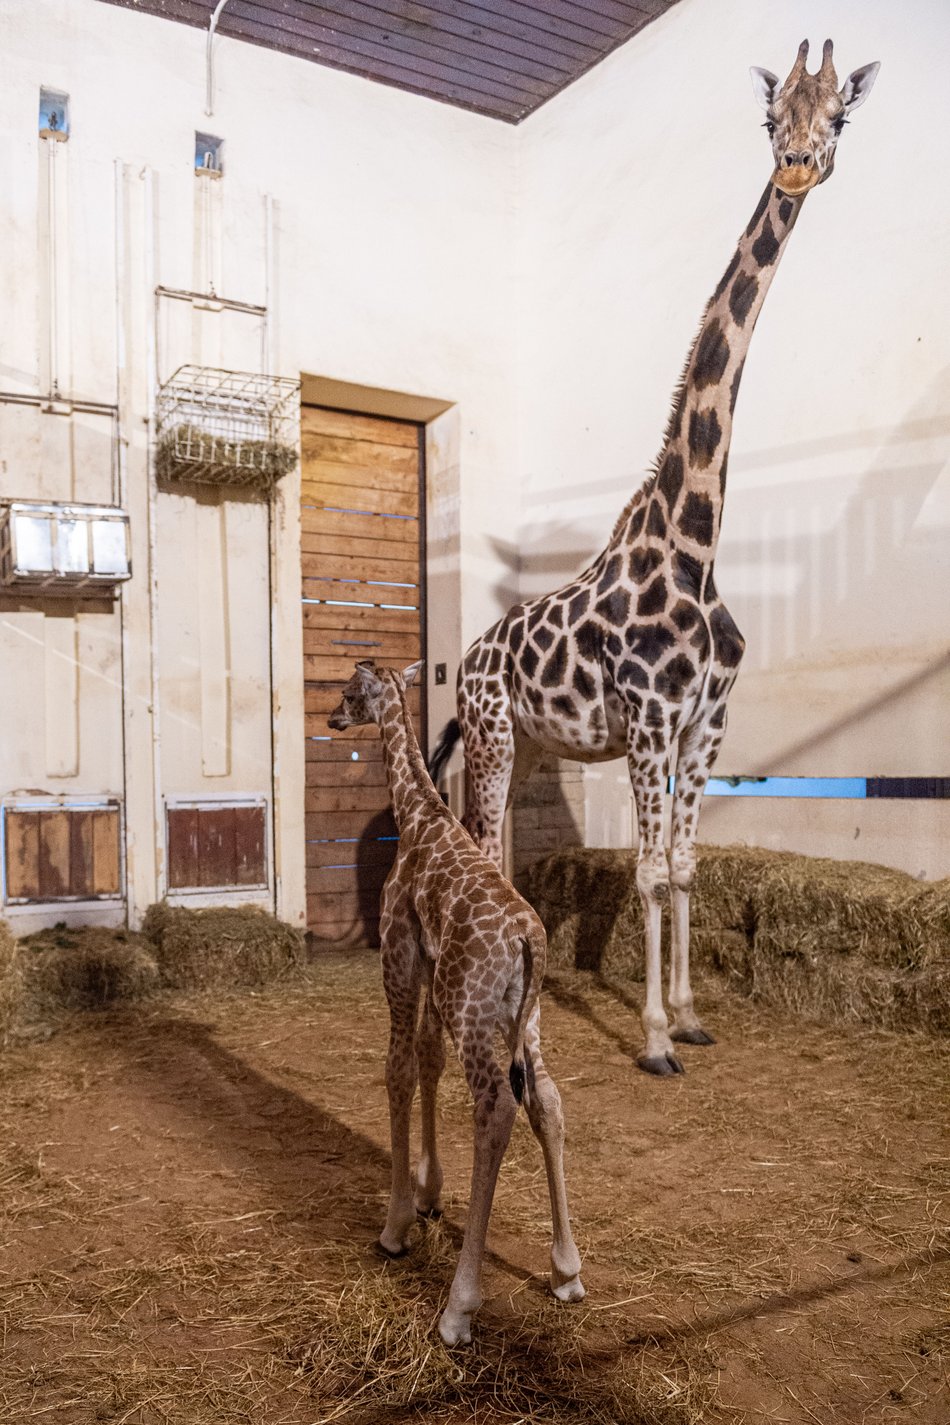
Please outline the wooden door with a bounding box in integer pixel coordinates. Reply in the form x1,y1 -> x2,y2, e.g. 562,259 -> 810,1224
301,407 -> 425,946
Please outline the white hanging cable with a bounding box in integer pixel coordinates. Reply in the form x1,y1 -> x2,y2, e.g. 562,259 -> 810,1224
205,0 -> 231,117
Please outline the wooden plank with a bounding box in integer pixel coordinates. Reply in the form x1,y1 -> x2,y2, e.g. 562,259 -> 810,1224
306,684 -> 421,717
305,736 -> 384,763
300,433 -> 419,475
301,479 -> 418,518
306,809 -> 398,839
303,629 -> 421,661
227,2 -> 554,100
235,805 -> 267,885
69,812 -> 95,897
301,407 -> 419,448
306,886 -> 384,922
302,579 -> 419,610
197,807 -> 236,888
239,0 -> 572,86
5,811 -> 40,900
301,529 -> 420,564
272,0 -> 592,71
306,759 -> 390,788
306,785 -> 393,814
301,551 -> 419,585
300,505 -> 418,544
167,806 -> 199,889
306,838 -> 397,869
307,863 -> 391,894
91,810 -> 121,896
300,458 -> 419,497
307,917 -> 380,948
304,652 -> 422,683
39,811 -> 72,899
303,602 -> 419,636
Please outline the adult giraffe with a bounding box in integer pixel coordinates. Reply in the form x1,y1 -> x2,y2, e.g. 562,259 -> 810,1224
431,40 -> 880,1075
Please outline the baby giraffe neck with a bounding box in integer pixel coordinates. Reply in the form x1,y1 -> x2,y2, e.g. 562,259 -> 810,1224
376,685 -> 442,835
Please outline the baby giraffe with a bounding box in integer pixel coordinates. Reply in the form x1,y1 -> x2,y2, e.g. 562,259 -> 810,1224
328,659 -> 585,1346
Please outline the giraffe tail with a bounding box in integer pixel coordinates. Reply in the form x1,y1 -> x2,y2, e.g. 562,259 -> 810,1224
508,932 -> 541,1109
427,718 -> 462,789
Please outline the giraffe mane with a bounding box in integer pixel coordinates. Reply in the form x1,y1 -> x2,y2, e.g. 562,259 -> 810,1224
609,298 -> 712,542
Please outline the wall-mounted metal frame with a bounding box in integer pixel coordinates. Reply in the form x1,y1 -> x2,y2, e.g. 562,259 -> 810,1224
39,87 -> 69,141
0,500 -> 131,596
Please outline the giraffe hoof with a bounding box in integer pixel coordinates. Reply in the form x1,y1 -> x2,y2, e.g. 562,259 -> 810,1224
670,1027 -> 716,1046
376,1238 -> 410,1260
637,1052 -> 685,1077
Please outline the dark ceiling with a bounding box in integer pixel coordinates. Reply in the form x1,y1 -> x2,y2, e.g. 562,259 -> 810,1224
95,0 -> 677,123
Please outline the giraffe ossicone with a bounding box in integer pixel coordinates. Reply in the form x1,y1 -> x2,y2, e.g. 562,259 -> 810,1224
431,39 -> 879,1077
329,659 -> 585,1346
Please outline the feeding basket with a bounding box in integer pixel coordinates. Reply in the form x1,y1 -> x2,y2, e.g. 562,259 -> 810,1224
155,365 -> 299,497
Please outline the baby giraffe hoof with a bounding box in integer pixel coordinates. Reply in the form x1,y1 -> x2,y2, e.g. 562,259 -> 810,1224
551,1274 -> 586,1304
670,1026 -> 716,1046
416,1204 -> 444,1221
438,1310 -> 472,1347
637,1051 -> 685,1077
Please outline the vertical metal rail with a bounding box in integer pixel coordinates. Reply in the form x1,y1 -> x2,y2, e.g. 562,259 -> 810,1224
143,166 -> 165,902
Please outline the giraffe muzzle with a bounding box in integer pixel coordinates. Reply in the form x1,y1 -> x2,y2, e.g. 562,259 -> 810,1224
773,162 -> 820,196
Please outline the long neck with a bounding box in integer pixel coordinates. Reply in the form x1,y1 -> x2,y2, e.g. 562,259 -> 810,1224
375,684 -> 442,835
651,181 -> 805,562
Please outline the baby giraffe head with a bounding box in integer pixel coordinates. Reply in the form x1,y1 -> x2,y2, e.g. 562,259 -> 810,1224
751,39 -> 879,197
327,659 -> 423,731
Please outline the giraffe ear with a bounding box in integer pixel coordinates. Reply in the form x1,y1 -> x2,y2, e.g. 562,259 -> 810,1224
749,67 -> 780,112
401,659 -> 424,688
840,62 -> 880,113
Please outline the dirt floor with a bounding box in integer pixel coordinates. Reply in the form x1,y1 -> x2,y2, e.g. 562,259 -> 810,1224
0,953 -> 948,1424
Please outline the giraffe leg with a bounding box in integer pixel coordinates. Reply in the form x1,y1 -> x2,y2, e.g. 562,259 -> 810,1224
518,1005 -> 584,1303
439,1037 -> 517,1346
668,718 -> 725,1047
628,746 -> 683,1077
414,989 -> 446,1216
378,919 -> 424,1256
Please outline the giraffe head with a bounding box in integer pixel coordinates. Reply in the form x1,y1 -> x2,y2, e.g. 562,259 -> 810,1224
750,40 -> 879,197
327,659 -> 423,730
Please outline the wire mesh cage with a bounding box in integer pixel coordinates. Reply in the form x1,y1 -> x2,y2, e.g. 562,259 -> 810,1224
155,365 -> 300,497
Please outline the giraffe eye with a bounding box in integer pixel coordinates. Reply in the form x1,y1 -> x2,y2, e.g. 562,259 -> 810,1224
763,120 -> 776,138
832,115 -> 848,135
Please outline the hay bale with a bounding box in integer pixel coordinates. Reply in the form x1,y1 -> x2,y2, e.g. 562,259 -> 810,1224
142,902 -> 305,991
0,919 -> 22,1040
15,926 -> 158,1020
520,845 -> 950,1034
518,844 -> 777,981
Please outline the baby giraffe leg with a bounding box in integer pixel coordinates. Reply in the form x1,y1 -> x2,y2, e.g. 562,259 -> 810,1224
414,991 -> 446,1216
439,1050 -> 517,1347
521,1006 -> 584,1303
379,937 -> 422,1256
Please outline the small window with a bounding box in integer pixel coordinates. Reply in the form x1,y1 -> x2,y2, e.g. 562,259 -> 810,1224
167,801 -> 267,890
4,803 -> 122,903
39,88 -> 70,141
195,132 -> 223,177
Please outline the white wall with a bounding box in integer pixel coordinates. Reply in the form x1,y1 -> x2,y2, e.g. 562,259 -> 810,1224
0,0 -> 522,926
516,0 -> 950,877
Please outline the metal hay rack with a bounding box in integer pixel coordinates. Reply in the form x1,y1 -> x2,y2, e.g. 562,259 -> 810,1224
155,365 -> 299,497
